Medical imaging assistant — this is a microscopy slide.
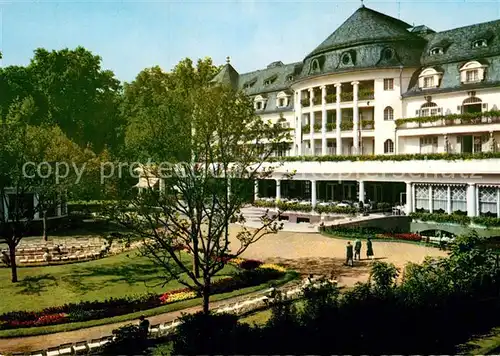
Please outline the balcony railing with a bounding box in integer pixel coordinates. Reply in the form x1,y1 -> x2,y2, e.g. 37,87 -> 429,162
359,90 -> 375,100
361,120 -> 375,130
302,121 -> 354,132
301,98 -> 310,107
395,111 -> 500,129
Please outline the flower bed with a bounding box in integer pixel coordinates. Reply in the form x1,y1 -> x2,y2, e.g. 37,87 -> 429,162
0,258 -> 286,330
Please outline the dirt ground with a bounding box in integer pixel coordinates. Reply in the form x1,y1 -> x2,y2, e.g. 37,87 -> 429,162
0,227 -> 446,353
229,225 -> 447,287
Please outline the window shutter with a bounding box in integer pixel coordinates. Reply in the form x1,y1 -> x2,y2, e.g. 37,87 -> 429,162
482,103 -> 488,111
437,107 -> 442,114
415,109 -> 420,116
457,105 -> 462,114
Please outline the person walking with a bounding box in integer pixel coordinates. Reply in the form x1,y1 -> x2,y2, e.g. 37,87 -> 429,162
366,237 -> 374,260
345,241 -> 354,267
354,239 -> 362,260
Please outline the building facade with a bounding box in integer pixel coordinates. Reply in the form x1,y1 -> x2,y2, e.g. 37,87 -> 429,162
211,6 -> 500,220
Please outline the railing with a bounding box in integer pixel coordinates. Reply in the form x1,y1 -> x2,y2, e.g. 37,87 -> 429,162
301,98 -> 310,107
361,120 -> 375,130
359,90 -> 375,100
395,112 -> 500,129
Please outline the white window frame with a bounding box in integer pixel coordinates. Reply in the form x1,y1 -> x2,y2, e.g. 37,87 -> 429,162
472,39 -> 487,48
418,68 -> 442,89
276,91 -> 290,108
460,61 -> 487,84
383,78 -> 394,91
430,47 -> 443,55
254,95 -> 268,111
383,106 -> 394,121
384,139 -> 394,154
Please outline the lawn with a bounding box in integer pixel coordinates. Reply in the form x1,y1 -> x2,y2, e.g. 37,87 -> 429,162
0,250 -> 236,314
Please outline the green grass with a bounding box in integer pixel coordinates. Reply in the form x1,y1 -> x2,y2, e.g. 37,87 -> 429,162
459,326 -> 500,355
0,272 -> 297,338
0,249 -> 236,314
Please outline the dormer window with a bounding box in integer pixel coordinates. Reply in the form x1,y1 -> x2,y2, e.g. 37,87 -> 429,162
418,67 -> 442,89
312,59 -> 319,71
263,74 -> 277,86
276,91 -> 291,108
254,95 -> 268,111
460,61 -> 487,84
472,39 -> 487,48
381,47 -> 395,61
243,78 -> 257,89
430,47 -> 443,55
286,75 -> 294,82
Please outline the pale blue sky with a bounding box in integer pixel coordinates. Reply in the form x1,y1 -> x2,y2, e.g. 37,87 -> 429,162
1,0 -> 499,82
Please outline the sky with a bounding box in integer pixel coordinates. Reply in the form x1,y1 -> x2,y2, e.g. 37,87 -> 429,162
0,0 -> 499,82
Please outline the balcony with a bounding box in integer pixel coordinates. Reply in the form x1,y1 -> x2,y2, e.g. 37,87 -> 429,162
301,98 -> 310,107
302,121 -> 353,132
359,89 -> 375,101
396,111 -> 500,129
361,120 -> 375,130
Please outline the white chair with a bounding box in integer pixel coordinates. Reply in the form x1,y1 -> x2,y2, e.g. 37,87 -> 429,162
29,351 -> 44,356
87,338 -> 101,351
73,341 -> 88,355
58,343 -> 73,355
46,346 -> 60,356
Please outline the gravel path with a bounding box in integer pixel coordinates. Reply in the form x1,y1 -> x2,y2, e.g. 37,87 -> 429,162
0,227 -> 446,353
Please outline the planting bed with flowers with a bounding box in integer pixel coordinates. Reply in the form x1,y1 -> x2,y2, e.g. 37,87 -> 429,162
0,258 -> 288,330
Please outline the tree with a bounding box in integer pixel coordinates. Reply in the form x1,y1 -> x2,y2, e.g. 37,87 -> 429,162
109,82 -> 290,314
0,99 -> 39,282
28,47 -> 123,152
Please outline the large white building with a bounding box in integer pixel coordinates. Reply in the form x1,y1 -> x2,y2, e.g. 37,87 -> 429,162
211,5 -> 500,221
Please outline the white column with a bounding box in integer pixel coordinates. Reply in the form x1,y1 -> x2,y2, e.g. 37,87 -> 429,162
3,195 -> 8,221
34,194 -> 40,219
254,180 -> 259,201
467,183 -> 477,217
309,88 -> 315,156
405,182 -> 412,215
159,178 -> 165,192
352,81 -> 360,155
311,180 -> 317,208
428,185 -> 433,213
447,185 -> 452,214
276,179 -> 281,202
335,83 -> 342,155
321,85 -> 327,155
296,90 -> 302,156
497,188 -> 500,218
358,180 -> 365,203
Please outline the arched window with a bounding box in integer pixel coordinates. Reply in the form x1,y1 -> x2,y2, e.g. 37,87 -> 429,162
384,106 -> 394,121
384,139 -> 394,154
418,67 -> 443,89
462,96 -> 483,114
419,102 -> 440,117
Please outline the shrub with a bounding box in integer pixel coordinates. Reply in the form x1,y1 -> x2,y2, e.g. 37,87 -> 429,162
239,259 -> 263,270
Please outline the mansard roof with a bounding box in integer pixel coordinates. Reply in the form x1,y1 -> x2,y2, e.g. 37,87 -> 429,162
420,19 -> 500,66
306,6 -> 417,59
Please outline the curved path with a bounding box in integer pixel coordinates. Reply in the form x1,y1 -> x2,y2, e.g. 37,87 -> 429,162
0,227 -> 446,353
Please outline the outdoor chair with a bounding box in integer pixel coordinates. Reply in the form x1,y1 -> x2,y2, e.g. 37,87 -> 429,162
87,339 -> 101,352
58,343 -> 73,355
73,341 -> 89,355
46,346 -> 60,356
149,324 -> 160,338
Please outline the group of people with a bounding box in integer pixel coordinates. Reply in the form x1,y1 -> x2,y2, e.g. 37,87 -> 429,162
345,238 -> 374,267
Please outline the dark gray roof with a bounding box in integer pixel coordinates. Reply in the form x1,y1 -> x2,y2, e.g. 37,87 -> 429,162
238,61 -> 301,95
306,6 -> 416,59
420,19 -> 500,66
210,61 -> 239,89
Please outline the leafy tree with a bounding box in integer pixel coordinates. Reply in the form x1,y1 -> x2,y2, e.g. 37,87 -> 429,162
109,81 -> 290,314
28,47 -> 123,152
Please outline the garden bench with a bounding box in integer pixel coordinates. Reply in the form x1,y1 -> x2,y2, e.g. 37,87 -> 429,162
73,341 -> 88,355
87,339 -> 101,352
46,346 -> 60,356
58,343 -> 73,355
29,350 -> 44,356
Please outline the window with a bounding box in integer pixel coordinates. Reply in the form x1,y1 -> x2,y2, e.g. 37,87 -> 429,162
420,136 -> 438,154
473,39 -> 488,48
466,69 -> 479,83
415,185 -> 430,211
430,47 -> 443,55
276,91 -> 290,108
278,98 -> 285,107
383,78 -> 394,91
286,75 -> 294,82
381,48 -> 395,61
420,102 -> 439,117
418,68 -> 442,89
423,76 -> 434,88
312,59 -> 319,71
460,61 -> 487,84
256,102 -> 262,110
384,139 -> 394,153
384,106 -> 394,121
